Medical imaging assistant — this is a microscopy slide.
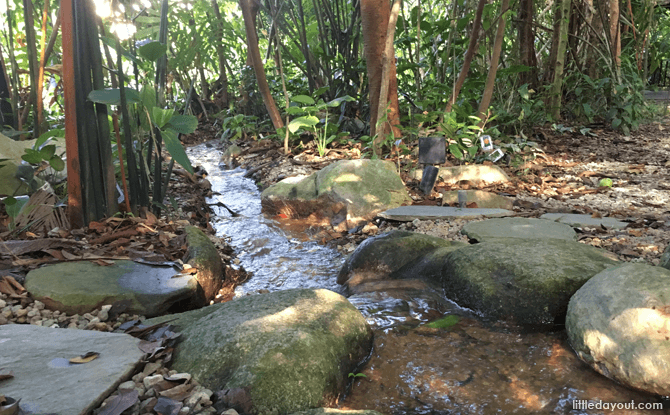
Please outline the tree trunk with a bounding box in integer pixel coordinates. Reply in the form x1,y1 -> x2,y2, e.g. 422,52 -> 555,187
0,47 -> 14,129
444,0 -> 487,113
23,0 -> 41,138
608,0 -> 621,74
210,0 -> 230,107
478,0 -> 510,125
36,0 -> 50,135
517,0 -> 537,88
360,0 -> 401,141
239,0 -> 284,130
547,0 -> 572,119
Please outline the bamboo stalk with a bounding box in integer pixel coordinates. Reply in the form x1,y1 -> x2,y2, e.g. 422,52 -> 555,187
112,113 -> 131,213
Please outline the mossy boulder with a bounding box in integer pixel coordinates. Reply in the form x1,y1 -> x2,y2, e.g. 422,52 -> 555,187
146,289 -> 373,414
566,264 -> 670,396
24,260 -> 206,316
183,226 -> 224,300
442,238 -> 618,327
338,230 -> 466,292
261,159 -> 410,230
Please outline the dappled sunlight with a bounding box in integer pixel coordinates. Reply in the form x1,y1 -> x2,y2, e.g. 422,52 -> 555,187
610,307 -> 670,339
333,173 -> 362,183
509,376 -> 549,411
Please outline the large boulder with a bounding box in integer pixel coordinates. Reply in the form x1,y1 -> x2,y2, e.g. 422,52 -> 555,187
338,230 -> 466,293
566,264 -> 670,396
261,159 -> 411,230
442,238 -> 618,326
146,289 -> 373,415
410,164 -> 510,186
0,324 -> 143,415
659,244 -> 670,270
461,217 -> 577,242
25,259 -> 207,317
183,226 -> 224,299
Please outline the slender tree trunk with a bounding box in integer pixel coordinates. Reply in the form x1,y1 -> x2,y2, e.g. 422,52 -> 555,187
478,0 -> 510,125
361,0 -> 401,142
608,0 -> 621,74
547,0 -> 572,119
517,0 -> 537,87
36,0 -> 50,135
444,0 -> 487,113
211,0 -> 230,107
239,0 -> 284,130
23,0 -> 41,138
0,46 -> 14,129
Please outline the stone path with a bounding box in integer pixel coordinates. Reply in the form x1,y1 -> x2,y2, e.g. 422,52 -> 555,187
540,212 -> 628,229
378,206 -> 513,221
0,324 -> 143,414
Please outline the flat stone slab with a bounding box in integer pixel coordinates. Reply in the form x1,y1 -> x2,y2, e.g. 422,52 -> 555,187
442,190 -> 514,210
25,259 -> 206,317
0,324 -> 143,415
410,165 -> 510,186
461,217 -> 577,242
377,206 -> 513,221
540,213 -> 628,229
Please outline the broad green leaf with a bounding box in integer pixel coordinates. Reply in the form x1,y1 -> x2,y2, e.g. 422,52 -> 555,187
166,115 -> 198,134
4,195 -> 29,218
35,129 -> 64,148
140,85 -> 157,112
21,149 -> 43,164
88,88 -> 141,105
288,116 -> 319,134
49,156 -> 65,171
326,95 -> 355,107
314,86 -> 329,96
612,117 -> 622,129
139,41 -> 168,62
153,108 -> 175,128
290,95 -> 315,105
161,129 -> 193,174
448,143 -> 463,160
135,16 -> 161,24
287,106 -> 305,115
39,145 -> 56,160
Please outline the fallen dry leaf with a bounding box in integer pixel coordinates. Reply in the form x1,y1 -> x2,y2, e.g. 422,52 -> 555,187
0,369 -> 14,382
93,259 -> 115,267
0,277 -> 26,297
98,390 -> 139,415
69,351 -> 100,364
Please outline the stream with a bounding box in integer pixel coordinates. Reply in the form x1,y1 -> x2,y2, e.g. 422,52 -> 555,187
187,143 -> 666,415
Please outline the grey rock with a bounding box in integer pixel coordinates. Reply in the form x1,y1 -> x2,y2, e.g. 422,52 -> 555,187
659,244 -> 670,270
0,324 -> 143,415
25,259 -> 207,317
461,217 -> 577,242
566,264 -> 670,396
338,230 -> 466,293
443,238 -> 618,326
146,289 -> 372,415
442,190 -> 514,210
540,212 -> 628,229
378,206 -> 513,222
410,164 -> 510,185
261,159 -> 411,230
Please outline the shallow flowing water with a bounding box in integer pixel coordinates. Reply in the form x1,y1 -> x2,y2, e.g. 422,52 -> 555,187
188,143 -> 667,415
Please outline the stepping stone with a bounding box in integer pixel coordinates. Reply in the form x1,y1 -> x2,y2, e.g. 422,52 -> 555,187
540,213 -> 628,230
567,264 -> 670,395
0,324 -> 143,415
461,217 -> 577,242
410,165 -> 510,186
25,259 -> 207,317
442,190 -> 514,210
378,206 -> 513,222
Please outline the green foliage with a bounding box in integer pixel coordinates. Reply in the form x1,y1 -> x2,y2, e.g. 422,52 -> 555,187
217,113 -> 259,141
425,315 -> 460,329
2,195 -> 29,230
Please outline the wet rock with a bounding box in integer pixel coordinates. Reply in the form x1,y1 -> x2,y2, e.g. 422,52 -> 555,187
409,164 -> 510,186
567,264 -> 670,396
461,217 -> 577,242
659,244 -> 670,270
261,159 -> 411,231
25,260 -> 207,317
183,226 -> 225,300
146,289 -> 373,414
442,190 -> 514,209
338,231 -> 466,293
0,324 -> 143,414
443,238 -> 618,326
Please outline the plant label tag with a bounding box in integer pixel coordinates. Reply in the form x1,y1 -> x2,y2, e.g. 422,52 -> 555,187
489,148 -> 504,162
479,135 -> 493,152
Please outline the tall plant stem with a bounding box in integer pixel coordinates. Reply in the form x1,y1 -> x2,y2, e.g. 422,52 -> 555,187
113,113 -> 131,213
23,0 -> 40,138
36,0 -> 50,135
